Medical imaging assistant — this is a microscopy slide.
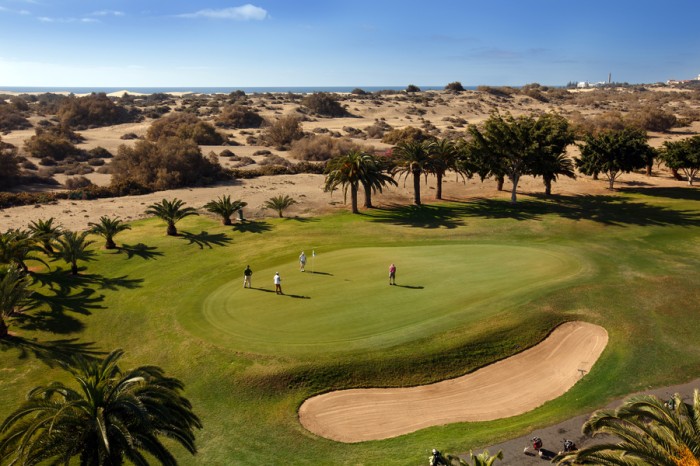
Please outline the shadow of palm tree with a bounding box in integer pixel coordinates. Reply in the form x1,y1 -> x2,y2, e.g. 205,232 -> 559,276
0,335 -> 105,368
369,204 -> 467,228
180,231 -> 233,249
31,268 -> 143,293
232,221 -> 273,234
118,243 -> 164,260
620,186 -> 700,201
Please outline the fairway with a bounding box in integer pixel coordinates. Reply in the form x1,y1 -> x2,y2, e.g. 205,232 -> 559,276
183,244 -> 585,356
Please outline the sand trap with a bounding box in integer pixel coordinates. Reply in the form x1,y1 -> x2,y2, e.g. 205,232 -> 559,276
298,321 -> 608,442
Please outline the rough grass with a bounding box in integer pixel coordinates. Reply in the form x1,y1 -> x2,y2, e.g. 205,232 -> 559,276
1,186 -> 699,465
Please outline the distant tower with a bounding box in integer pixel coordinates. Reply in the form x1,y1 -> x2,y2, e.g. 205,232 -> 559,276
608,73 -> 612,84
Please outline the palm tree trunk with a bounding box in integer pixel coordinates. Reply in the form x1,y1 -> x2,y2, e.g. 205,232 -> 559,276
167,223 -> 177,236
436,172 -> 443,200
351,185 -> 359,214
223,217 -> 232,226
363,182 -> 373,209
496,175 -> 504,191
646,164 -> 653,176
544,178 -> 552,196
0,316 -> 8,338
412,172 -> 421,205
105,238 -> 116,250
71,261 -> 78,275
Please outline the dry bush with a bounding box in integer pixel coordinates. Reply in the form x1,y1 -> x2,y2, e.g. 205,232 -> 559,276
626,106 -> 677,132
0,104 -> 31,131
147,112 -> 225,145
23,130 -> 80,161
445,81 -> 466,92
258,155 -> 292,167
64,176 -> 94,190
381,126 -> 431,144
302,93 -> 348,117
120,132 -> 139,140
289,135 -> 365,161
215,105 -> 265,129
364,120 -> 393,139
0,138 -> 22,189
57,93 -> 140,130
88,147 -> 113,159
261,115 -> 304,150
232,156 -> 255,168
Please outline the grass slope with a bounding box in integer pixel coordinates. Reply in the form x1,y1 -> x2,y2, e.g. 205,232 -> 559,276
1,187 -> 700,465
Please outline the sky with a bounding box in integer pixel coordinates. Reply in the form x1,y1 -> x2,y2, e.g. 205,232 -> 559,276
1,0 -> 699,88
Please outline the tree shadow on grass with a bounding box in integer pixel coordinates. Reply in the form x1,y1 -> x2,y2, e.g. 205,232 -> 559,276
118,243 -> 164,260
180,231 -> 232,249
620,186 -> 700,202
0,335 -> 105,368
372,196 -> 700,228
232,221 -> 273,234
31,268 -> 143,294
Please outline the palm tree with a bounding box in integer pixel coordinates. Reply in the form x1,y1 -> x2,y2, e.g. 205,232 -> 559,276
145,198 -> 199,236
554,390 -> 700,465
264,195 -> 297,218
0,349 -> 202,465
430,448 -> 503,466
54,230 -> 94,275
530,152 -> 576,196
426,138 -> 467,200
391,140 -> 431,206
360,154 -> 397,209
28,217 -> 62,254
0,229 -> 46,273
88,216 -> 131,250
204,195 -> 247,225
0,264 -> 33,338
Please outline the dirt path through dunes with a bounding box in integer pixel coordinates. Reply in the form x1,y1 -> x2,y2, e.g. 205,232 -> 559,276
298,321 -> 608,443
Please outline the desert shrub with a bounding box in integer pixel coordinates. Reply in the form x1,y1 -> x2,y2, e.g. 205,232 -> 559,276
64,176 -> 94,189
57,93 -> 140,129
24,131 -> 80,161
343,126 -> 365,137
253,149 -> 273,156
0,138 -> 22,190
120,132 -> 139,140
21,159 -> 38,170
232,156 -> 255,168
63,164 -> 94,176
351,88 -> 367,95
381,126 -> 431,144
261,115 -> 304,150
219,149 -> 236,157
96,165 -> 113,174
626,106 -> 677,132
477,85 -> 516,98
10,96 -> 30,111
215,105 -> 264,129
147,113 -> 225,145
258,155 -> 292,167
445,81 -> 466,92
365,120 -> 393,139
0,104 -> 31,131
289,135 -> 366,161
571,111 -> 626,137
88,146 -> 113,159
301,93 -> 348,117
406,84 -> 421,93
111,136 -> 224,190
87,158 -> 106,166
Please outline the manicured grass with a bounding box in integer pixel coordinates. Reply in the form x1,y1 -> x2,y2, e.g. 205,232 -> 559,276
1,187 -> 700,465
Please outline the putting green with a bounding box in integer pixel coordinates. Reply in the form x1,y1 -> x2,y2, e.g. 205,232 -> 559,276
180,244 -> 586,356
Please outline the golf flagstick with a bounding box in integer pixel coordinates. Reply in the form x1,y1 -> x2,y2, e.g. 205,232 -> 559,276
312,249 -> 316,274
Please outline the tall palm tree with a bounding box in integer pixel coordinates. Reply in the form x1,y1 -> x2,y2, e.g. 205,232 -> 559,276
88,216 -> 131,250
391,140 -> 431,206
203,195 -> 247,225
54,230 -> 94,275
0,349 -> 202,465
0,264 -> 33,338
263,195 -> 297,218
554,390 -> 700,465
145,198 -> 199,236
325,151 -> 395,213
28,217 -> 62,254
426,138 -> 467,200
0,229 -> 46,273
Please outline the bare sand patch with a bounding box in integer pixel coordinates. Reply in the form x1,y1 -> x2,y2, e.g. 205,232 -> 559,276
298,321 -> 608,443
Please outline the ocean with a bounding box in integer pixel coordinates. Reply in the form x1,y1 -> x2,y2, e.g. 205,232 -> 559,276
0,85 -> 465,95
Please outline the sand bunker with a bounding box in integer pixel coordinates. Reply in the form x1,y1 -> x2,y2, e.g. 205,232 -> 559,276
298,321 -> 608,442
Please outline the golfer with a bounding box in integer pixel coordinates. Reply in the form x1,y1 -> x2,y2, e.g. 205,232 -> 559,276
243,265 -> 252,288
299,251 -> 307,272
274,272 -> 283,294
389,263 -> 396,285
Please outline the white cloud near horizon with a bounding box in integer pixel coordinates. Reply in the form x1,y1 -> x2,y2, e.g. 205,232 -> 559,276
178,4 -> 268,20
38,16 -> 99,23
88,10 -> 125,17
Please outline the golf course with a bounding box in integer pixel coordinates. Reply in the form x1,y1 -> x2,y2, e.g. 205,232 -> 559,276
2,186 -> 700,464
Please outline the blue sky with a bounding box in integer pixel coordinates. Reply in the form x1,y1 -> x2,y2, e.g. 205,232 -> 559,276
1,0 -> 699,87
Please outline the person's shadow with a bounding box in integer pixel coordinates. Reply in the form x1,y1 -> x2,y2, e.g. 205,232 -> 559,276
394,284 -> 424,289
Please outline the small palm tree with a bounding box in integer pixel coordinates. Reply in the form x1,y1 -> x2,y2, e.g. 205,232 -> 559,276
0,264 -> 33,338
554,390 -> 700,465
54,230 -> 94,275
0,349 -> 202,465
430,448 -> 503,466
204,195 -> 247,225
530,152 -> 576,196
324,151 -> 369,214
0,229 -> 47,273
28,217 -> 62,254
391,140 -> 431,206
145,198 -> 199,236
426,138 -> 468,200
359,154 -> 397,209
264,195 -> 297,218
88,216 -> 131,249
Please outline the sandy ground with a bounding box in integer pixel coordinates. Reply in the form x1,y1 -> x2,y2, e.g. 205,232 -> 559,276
299,322 -> 608,443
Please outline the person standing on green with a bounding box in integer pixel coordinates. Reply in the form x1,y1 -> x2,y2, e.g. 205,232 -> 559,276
389,263 -> 396,285
243,265 -> 252,288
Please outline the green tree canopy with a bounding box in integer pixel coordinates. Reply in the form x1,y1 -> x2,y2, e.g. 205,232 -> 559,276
145,198 -> 199,236
204,195 -> 247,225
661,135 -> 700,185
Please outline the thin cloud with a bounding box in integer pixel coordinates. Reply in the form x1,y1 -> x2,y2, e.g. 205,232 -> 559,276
178,4 -> 268,20
38,16 -> 99,23
88,10 -> 125,17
